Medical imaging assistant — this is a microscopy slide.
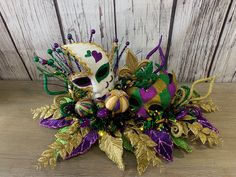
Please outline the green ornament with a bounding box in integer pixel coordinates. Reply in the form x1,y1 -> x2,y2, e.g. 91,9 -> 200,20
56,48 -> 62,53
47,49 -> 53,55
33,56 -> 39,62
47,59 -> 54,66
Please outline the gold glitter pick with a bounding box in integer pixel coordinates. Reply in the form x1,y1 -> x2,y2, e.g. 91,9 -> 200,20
124,127 -> 161,175
187,122 -> 221,146
99,132 -> 125,171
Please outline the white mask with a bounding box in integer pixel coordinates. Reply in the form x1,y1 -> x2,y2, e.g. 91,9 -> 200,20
62,43 -> 115,99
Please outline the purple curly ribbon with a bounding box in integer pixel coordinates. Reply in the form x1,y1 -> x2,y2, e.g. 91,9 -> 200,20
146,35 -> 167,73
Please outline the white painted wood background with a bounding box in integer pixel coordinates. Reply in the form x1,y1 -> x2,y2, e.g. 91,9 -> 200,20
0,0 -> 235,82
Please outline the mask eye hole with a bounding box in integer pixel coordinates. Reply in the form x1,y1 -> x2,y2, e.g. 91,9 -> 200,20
72,77 -> 91,87
95,63 -> 110,83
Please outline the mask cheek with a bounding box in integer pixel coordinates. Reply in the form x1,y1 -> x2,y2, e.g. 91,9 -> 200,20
90,76 -> 108,99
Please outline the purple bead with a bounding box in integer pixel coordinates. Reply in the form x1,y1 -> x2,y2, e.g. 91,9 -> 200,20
54,43 -> 59,48
41,59 -> 47,65
126,41 -> 130,45
114,38 -> 119,43
96,108 -> 109,118
91,29 -> 96,34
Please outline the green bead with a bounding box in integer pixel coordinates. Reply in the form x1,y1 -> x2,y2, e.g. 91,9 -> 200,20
56,48 -> 62,53
47,49 -> 53,55
47,59 -> 54,66
33,56 -> 39,62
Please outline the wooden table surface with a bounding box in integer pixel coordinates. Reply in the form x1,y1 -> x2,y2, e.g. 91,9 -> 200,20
0,81 -> 236,177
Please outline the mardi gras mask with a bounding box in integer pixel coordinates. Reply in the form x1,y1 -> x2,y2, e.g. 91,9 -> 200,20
62,43 -> 115,99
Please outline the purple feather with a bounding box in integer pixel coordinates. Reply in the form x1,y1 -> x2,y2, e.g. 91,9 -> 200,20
66,130 -> 98,159
146,129 -> 173,161
39,117 -> 73,129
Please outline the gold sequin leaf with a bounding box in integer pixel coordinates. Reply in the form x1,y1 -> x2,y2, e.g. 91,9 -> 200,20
124,127 -> 162,175
99,132 -> 125,170
31,105 -> 54,120
187,122 -> 221,146
32,95 -> 72,120
194,100 -> 219,113
36,121 -> 85,169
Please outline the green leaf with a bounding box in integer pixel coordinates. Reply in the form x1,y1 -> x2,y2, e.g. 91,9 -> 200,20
144,62 -> 153,76
122,135 -> 134,152
135,70 -> 144,78
172,136 -> 192,152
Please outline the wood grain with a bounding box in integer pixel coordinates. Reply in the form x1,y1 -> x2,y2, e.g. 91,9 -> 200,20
56,0 -> 115,51
0,0 -> 64,79
209,0 -> 236,82
115,0 -> 173,66
0,14 -> 30,80
0,81 -> 235,177
167,0 -> 232,82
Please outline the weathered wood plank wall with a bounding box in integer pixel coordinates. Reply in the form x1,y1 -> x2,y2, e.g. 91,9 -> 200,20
0,0 -> 235,82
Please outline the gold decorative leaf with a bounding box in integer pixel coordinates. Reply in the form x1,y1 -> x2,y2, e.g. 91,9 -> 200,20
182,122 -> 189,136
31,105 -> 53,119
36,122 -> 83,169
45,108 -> 55,118
198,132 -> 207,144
139,134 -> 157,147
53,109 -> 62,119
59,149 -> 67,159
192,122 -> 203,130
188,123 -> 198,136
124,127 -> 161,175
99,132 -> 125,170
187,122 -> 221,146
55,133 -> 70,141
202,128 -> 211,134
196,100 -> 219,113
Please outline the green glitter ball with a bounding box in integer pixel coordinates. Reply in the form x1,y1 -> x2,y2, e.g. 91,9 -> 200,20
33,56 -> 39,62
47,49 -> 53,55
47,59 -> 54,66
56,48 -> 62,53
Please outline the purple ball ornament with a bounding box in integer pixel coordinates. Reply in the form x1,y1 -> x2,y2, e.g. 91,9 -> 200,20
53,43 -> 59,48
41,59 -> 47,65
91,29 -> 96,34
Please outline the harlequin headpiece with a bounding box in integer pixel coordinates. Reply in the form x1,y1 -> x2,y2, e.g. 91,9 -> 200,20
32,30 -> 221,174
